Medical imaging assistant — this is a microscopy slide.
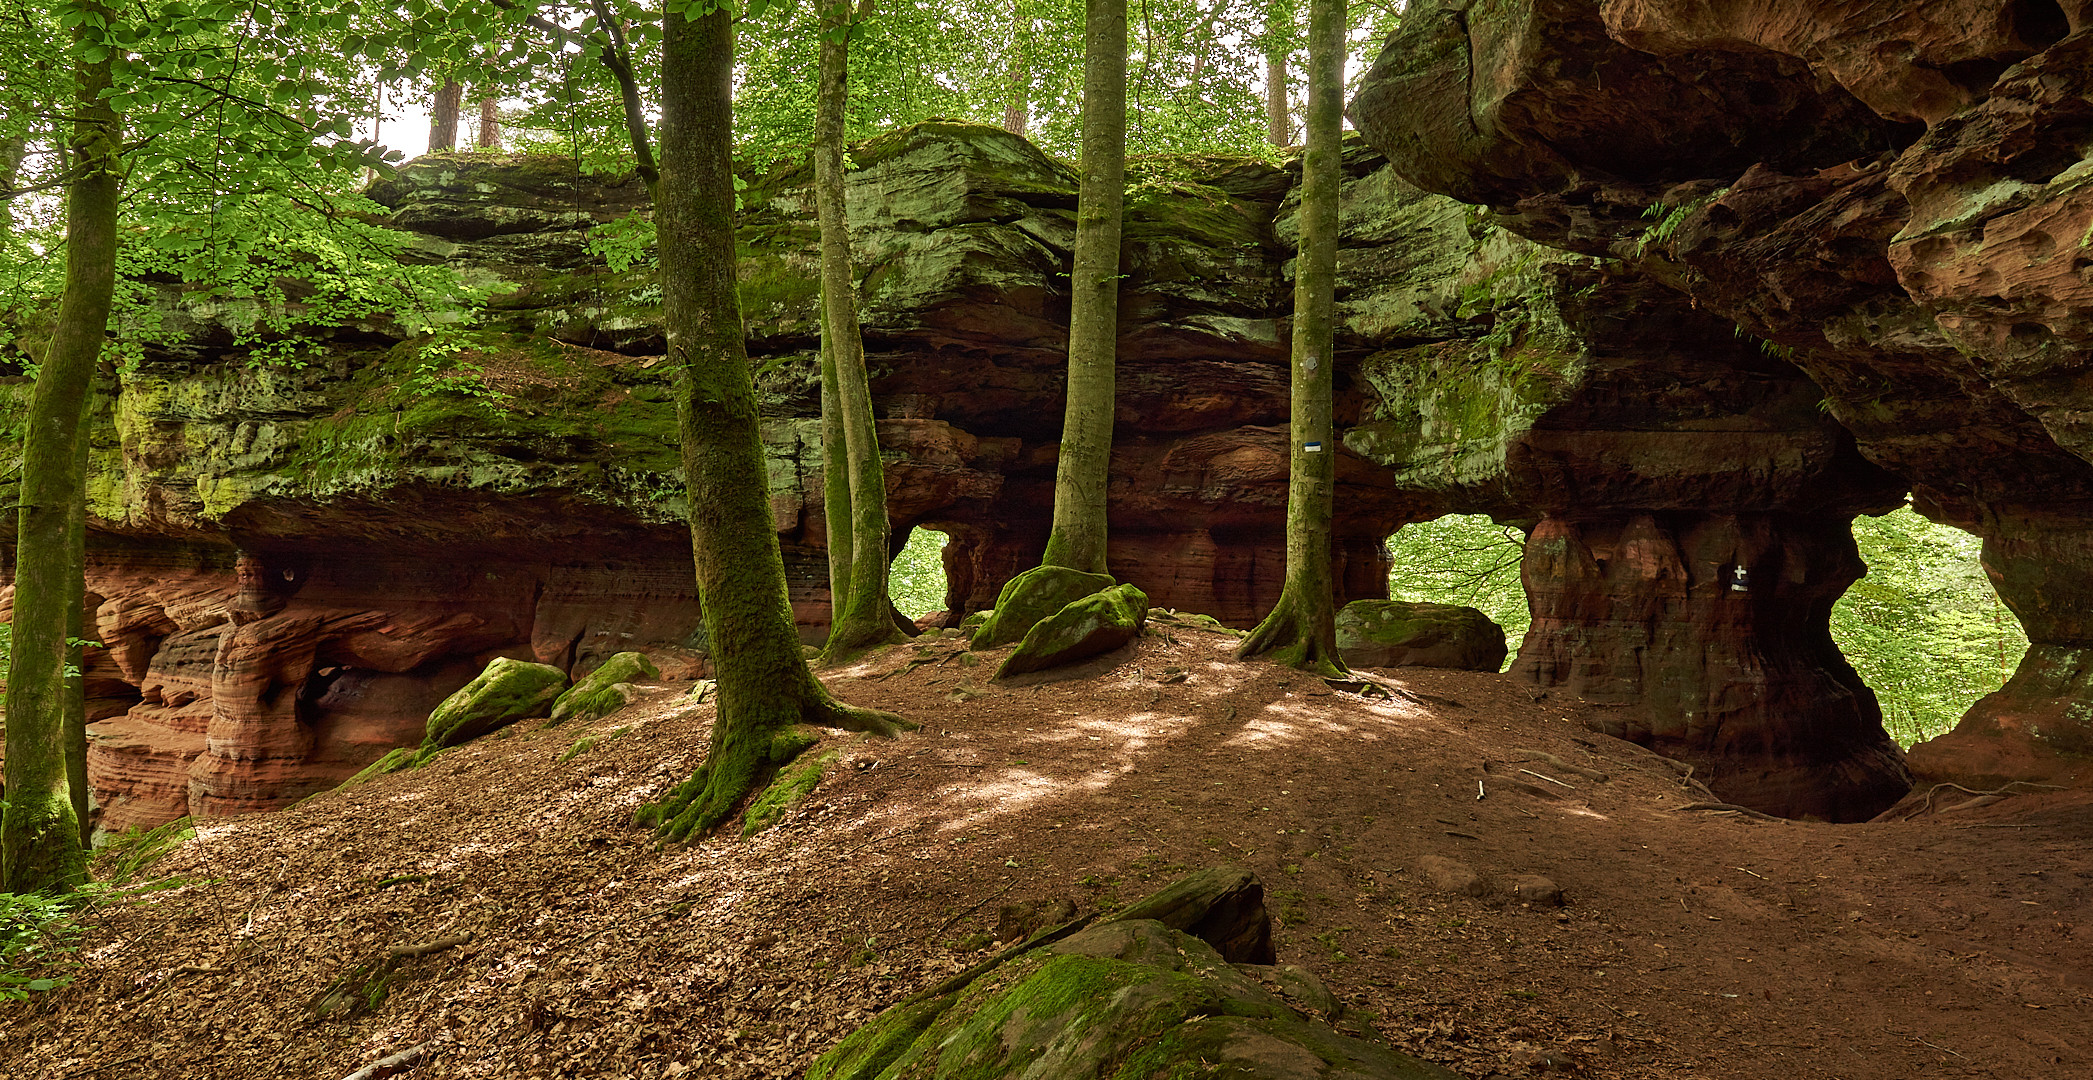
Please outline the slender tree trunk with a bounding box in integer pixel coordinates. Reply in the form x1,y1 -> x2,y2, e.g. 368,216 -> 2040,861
1038,0 -> 1126,575
1237,0 -> 1346,676
1264,0 -> 1294,146
3,22 -> 117,892
475,95 -> 501,149
1002,2 -> 1030,136
1,134 -> 24,236
638,6 -> 909,842
815,0 -> 902,662
428,79 -> 464,152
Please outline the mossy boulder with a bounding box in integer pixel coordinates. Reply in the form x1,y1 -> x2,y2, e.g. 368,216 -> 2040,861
1335,600 -> 1507,671
549,650 -> 661,725
996,584 -> 1150,679
971,566 -> 1118,649
806,867 -> 1462,1080
423,657 -> 570,749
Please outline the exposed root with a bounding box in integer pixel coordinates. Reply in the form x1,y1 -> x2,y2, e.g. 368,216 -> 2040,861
1669,801 -> 1788,823
1235,599 -> 1347,678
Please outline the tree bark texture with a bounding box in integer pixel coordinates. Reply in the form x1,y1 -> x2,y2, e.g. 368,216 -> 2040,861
815,0 -> 903,661
428,79 -> 464,152
1,134 -> 23,235
1002,3 -> 1030,136
3,26 -> 117,892
1237,0 -> 1345,676
475,95 -> 501,149
640,8 -> 908,842
1264,0 -> 1294,146
1039,0 -> 1126,576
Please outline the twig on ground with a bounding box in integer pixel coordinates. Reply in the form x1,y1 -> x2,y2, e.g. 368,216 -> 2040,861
1519,768 -> 1573,789
1670,801 -> 1787,823
1513,749 -> 1608,781
340,1040 -> 440,1080
1732,866 -> 1766,880
388,933 -> 472,960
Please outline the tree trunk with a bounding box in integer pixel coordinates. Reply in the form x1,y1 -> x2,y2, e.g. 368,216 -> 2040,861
1264,0 -> 1294,146
1237,0 -> 1345,676
1038,0 -> 1126,575
638,6 -> 910,842
428,79 -> 464,152
3,23 -> 117,893
475,95 -> 501,149
815,0 -> 903,662
1,134 -> 23,236
1002,3 -> 1030,136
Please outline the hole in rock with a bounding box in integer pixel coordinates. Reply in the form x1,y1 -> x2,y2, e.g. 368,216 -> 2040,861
1831,505 -> 2027,747
888,525 -> 951,623
2008,0 -> 2072,52
1383,514 -> 1530,673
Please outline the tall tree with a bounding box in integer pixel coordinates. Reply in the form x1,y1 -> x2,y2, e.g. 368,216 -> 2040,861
1037,0 -> 1127,575
635,2 -> 910,841
2,2 -> 116,892
476,95 -> 502,148
1001,0 -> 1029,135
815,0 -> 905,662
1263,0 -> 1295,146
429,78 -> 465,151
1236,0 -> 1345,675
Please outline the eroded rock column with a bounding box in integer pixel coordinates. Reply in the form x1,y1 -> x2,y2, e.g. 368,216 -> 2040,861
1515,512 -> 1910,819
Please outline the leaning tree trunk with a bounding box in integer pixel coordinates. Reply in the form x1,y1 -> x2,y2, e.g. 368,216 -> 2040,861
3,26 -> 117,893
1237,0 -> 1346,676
637,6 -> 909,842
815,0 -> 904,662
1038,0 -> 1127,575
428,79 -> 464,152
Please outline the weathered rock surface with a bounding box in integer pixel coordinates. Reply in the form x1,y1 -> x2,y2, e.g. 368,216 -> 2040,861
969,565 -> 1116,649
424,657 -> 568,749
1351,0 -> 2093,806
806,869 -> 1458,1080
1336,600 -> 1506,671
996,583 -> 1151,679
549,650 -> 660,726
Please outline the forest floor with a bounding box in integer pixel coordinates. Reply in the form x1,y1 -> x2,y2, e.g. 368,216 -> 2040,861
4,617 -> 2091,1080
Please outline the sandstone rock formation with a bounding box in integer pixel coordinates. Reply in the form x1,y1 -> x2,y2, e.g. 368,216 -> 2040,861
1351,0 -> 2093,806
1335,600 -> 1506,672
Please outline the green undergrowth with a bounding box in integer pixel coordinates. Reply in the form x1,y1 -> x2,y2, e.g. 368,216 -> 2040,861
3,817 -> 195,1005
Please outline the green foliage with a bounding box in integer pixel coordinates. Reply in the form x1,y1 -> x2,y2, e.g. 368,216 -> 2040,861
92,817 -> 195,888
1832,507 -> 2025,746
888,526 -> 949,618
1385,515 -> 1529,670
1634,187 -> 1729,257
0,887 -> 80,1002
588,212 -> 661,274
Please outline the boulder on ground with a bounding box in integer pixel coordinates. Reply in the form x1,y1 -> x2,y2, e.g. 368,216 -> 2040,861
806,867 -> 1461,1080
423,657 -> 569,749
996,583 -> 1149,679
1336,600 -> 1506,671
970,566 -> 1117,649
549,650 -> 661,725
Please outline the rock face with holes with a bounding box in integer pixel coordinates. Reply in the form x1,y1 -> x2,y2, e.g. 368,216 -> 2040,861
1351,0 -> 2093,806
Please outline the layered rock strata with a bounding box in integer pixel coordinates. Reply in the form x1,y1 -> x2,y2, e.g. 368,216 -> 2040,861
1,115 -> 1936,825
1352,0 -> 2093,801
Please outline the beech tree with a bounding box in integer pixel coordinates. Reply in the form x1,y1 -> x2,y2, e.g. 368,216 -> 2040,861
1036,0 -> 1127,575
1236,0 -> 1346,674
635,1 -> 910,840
814,0 -> 906,662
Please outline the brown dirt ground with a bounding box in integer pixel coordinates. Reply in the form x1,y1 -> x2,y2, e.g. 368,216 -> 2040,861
5,617 -> 2090,1079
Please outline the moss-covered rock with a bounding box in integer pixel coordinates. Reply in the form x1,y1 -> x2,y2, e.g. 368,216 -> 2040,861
1335,600 -> 1506,671
423,657 -> 569,749
549,650 -> 661,725
971,566 -> 1117,649
806,915 -> 1462,1080
996,584 -> 1150,679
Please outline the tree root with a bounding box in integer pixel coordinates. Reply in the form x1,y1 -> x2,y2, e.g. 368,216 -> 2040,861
1235,600 -> 1346,678
1669,801 -> 1788,823
340,1039 -> 441,1080
1876,780 -> 2069,821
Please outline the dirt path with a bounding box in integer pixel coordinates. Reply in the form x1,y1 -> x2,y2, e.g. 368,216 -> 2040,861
6,621 -> 2088,1079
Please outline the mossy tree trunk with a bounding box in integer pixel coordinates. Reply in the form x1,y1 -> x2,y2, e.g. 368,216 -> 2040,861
816,0 -> 905,663
428,79 -> 463,152
3,28 -> 117,892
1237,0 -> 1346,678
1038,0 -> 1126,576
638,6 -> 910,842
